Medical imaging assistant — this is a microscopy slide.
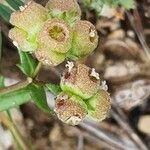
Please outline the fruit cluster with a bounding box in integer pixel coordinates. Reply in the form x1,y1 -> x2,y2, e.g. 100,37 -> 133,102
55,62 -> 111,125
9,0 -> 98,66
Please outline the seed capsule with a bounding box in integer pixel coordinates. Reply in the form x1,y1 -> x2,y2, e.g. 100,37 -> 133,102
61,63 -> 100,99
38,19 -> 72,54
87,90 -> 111,122
34,48 -> 65,66
9,27 -> 37,52
46,0 -> 81,17
70,20 -> 98,58
10,1 -> 48,33
55,92 -> 88,125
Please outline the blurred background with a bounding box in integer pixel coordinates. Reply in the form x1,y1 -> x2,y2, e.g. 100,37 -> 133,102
0,0 -> 150,149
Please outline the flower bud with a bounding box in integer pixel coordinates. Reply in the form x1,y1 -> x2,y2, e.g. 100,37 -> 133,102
46,0 -> 81,17
9,27 -> 37,52
55,92 -> 88,125
87,90 -> 111,122
38,19 -> 72,54
69,20 -> 98,58
61,63 -> 100,99
10,1 -> 48,33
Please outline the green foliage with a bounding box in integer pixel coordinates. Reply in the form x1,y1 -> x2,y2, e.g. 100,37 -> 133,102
0,79 -> 51,113
83,0 -> 134,16
46,83 -> 62,96
5,0 -> 20,10
29,83 -> 51,113
0,3 -> 13,22
17,50 -> 38,77
12,0 -> 24,8
0,86 -> 31,111
0,0 -> 24,22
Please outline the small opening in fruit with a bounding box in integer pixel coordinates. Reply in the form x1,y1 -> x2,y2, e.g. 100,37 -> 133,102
64,72 -> 70,79
49,26 -> 66,42
57,99 -> 65,108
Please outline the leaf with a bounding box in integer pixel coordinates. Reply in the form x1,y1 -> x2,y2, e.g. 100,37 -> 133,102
0,87 -> 31,112
118,0 -> 135,9
46,83 -> 62,96
13,0 -> 24,7
5,0 -> 20,10
29,83 -> 52,113
0,4 -> 13,22
17,50 -> 38,77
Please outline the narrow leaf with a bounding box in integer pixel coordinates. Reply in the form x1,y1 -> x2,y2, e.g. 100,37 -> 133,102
29,83 -> 51,113
13,0 -> 24,7
17,50 -> 38,77
0,87 -> 31,112
0,4 -> 13,22
5,0 -> 20,10
46,83 -> 62,96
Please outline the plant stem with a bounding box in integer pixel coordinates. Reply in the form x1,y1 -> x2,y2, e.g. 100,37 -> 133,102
32,62 -> 42,78
0,77 -> 32,95
0,112 -> 30,150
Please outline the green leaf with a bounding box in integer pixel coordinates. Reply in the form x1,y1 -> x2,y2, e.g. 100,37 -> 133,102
0,30 -> 2,61
0,87 -> 31,112
118,0 -> 135,9
29,83 -> 51,113
17,50 -> 38,77
13,0 -> 24,7
5,0 -> 24,11
0,4 -> 13,22
5,0 -> 20,10
0,75 -> 4,88
46,83 -> 62,96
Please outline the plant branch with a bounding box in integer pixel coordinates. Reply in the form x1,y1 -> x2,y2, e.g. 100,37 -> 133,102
0,112 -> 30,150
32,62 -> 42,78
0,77 -> 32,95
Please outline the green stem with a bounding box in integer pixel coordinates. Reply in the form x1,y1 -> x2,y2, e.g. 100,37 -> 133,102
0,78 -> 32,111
32,62 -> 42,78
0,112 -> 30,150
0,77 -> 32,95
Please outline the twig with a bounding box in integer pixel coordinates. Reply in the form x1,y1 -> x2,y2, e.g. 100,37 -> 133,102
0,77 -> 32,95
126,11 -> 150,61
80,120 -> 137,150
32,62 -> 42,78
0,112 -> 30,150
111,104 -> 149,150
77,134 -> 84,150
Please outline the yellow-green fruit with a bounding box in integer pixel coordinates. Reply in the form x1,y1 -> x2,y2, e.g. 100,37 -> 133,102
60,64 -> 100,99
10,1 -> 48,34
38,19 -> 72,54
87,90 -> 111,122
70,20 -> 98,58
34,48 -> 65,66
46,0 -> 81,17
9,27 -> 37,52
55,92 -> 88,125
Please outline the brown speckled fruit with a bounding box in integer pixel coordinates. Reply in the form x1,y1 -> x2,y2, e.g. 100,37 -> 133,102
87,90 -> 111,122
70,20 -> 98,58
55,92 -> 88,125
60,64 -> 100,99
46,0 -> 81,17
37,19 -> 72,54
